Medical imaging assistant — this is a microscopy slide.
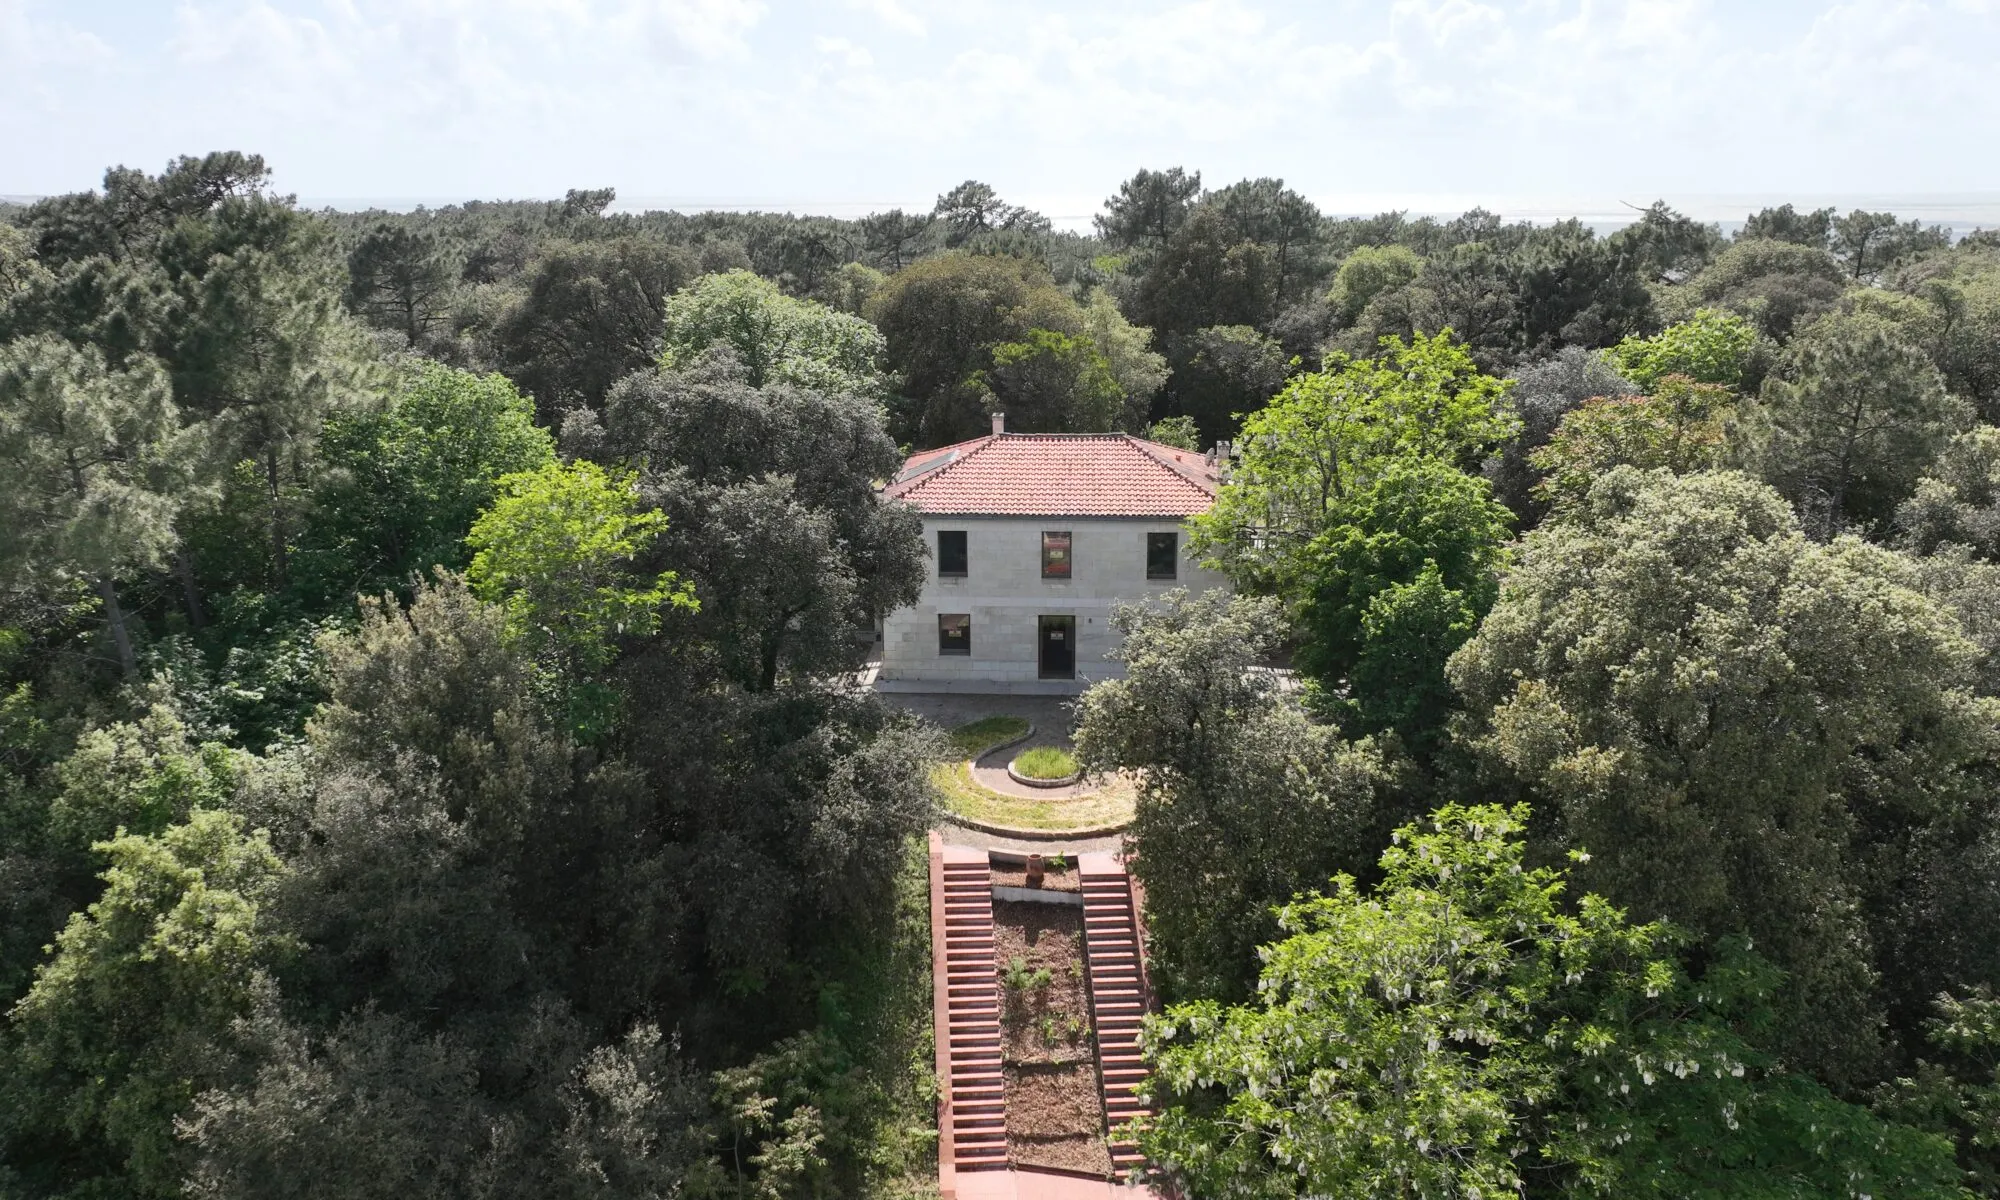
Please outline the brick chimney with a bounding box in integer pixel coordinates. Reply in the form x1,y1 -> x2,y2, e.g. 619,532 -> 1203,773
991,412 -> 1006,436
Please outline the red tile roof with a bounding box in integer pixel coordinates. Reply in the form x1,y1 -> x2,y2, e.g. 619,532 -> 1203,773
885,433 -> 1222,517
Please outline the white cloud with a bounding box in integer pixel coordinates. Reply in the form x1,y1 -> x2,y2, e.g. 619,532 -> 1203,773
1,0 -> 1995,205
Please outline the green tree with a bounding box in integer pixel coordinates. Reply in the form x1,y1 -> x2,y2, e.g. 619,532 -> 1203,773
658,269 -> 885,395
865,252 -> 1081,446
1744,310 -> 1968,536
1074,592 -> 1386,1001
1140,803 -> 1969,1200
1531,376 -> 1735,505
588,352 -> 926,690
493,237 -> 698,418
1605,307 -> 1767,392
1660,238 -> 1848,343
1295,461 -> 1512,745
1078,287 -> 1170,418
298,363 -> 554,604
979,328 -> 1128,432
1608,200 -> 1725,283
1486,347 -> 1638,522
1899,426 -> 2000,558
343,221 -> 455,345
0,336 -> 196,675
1095,167 -> 1203,254
1833,210 -> 1951,282
465,461 -> 695,679
1192,330 -> 1515,594
1741,203 -> 1836,249
1328,244 -> 1424,326
1448,467 -> 2000,1083
1143,415 -> 1201,450
6,810 -> 293,1199
1876,988 -> 2000,1193
1162,323 -> 1287,444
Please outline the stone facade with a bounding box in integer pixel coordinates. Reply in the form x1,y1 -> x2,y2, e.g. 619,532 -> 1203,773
878,515 -> 1231,691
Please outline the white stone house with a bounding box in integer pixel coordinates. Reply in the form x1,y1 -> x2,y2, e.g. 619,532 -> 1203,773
875,416 -> 1231,693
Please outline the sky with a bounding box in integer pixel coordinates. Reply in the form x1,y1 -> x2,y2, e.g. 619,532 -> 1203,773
4,0 -> 1999,229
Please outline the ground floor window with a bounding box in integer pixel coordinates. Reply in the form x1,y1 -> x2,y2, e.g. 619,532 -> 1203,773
938,613 -> 971,655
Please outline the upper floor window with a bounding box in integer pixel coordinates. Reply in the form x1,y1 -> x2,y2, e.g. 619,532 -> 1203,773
937,530 -> 968,577
1147,532 -> 1179,580
1041,531 -> 1072,579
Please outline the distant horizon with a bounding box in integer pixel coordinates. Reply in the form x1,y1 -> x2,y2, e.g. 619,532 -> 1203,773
10,189 -> 2000,239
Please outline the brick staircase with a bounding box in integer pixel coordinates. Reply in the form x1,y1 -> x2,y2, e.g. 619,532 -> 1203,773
935,842 -> 1009,1175
1078,854 -> 1153,1177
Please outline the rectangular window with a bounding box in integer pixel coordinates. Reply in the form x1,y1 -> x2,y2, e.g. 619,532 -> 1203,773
1147,531 -> 1179,580
1041,531 -> 1072,579
938,613 -> 971,655
937,530 -> 968,577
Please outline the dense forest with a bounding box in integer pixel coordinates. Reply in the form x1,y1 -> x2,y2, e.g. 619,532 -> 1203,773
4,151 -> 2000,1197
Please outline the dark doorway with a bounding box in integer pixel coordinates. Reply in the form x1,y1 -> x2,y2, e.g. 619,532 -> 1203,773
1038,615 -> 1075,679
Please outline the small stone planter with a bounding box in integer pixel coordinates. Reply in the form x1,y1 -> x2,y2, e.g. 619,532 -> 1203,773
1006,756 -> 1084,789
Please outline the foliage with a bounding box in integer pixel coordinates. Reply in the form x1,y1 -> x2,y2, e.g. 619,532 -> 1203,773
586,350 -> 925,690
1531,376 -> 1735,505
0,336 -> 196,674
1329,244 -> 1425,326
1010,746 -> 1078,780
1449,467 -> 2000,1084
465,461 -> 695,680
1660,238 -> 1848,343
1485,347 -> 1638,522
1899,426 -> 2000,557
1078,287 -> 1169,417
1605,307 -> 1766,392
1744,309 -> 1968,536
1875,988 -> 2000,1193
1143,415 -> 1201,450
1295,460 -> 1513,745
865,252 -> 1085,446
1162,323 -> 1287,444
6,810 -> 293,1199
1075,592 -> 1386,1001
298,362 -> 554,604
979,328 -> 1129,432
658,269 -> 885,396
1140,803 -> 1969,1200
493,237 -> 698,417
1192,330 -> 1515,595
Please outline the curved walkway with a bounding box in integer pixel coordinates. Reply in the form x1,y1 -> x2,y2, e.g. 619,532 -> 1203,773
969,740 -> 1121,800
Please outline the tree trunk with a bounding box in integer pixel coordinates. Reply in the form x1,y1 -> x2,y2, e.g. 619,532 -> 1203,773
175,546 -> 206,630
98,575 -> 137,678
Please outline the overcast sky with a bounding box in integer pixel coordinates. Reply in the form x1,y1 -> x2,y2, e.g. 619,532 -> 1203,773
4,0 -> 1997,228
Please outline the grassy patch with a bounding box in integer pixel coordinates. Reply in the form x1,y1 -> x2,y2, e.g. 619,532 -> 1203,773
1012,746 -> 1079,779
947,715 -> 1031,759
932,762 -> 1135,833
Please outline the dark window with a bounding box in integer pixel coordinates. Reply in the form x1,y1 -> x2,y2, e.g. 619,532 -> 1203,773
1041,531 -> 1072,579
938,613 -> 971,655
1147,531 -> 1179,580
937,530 -> 968,577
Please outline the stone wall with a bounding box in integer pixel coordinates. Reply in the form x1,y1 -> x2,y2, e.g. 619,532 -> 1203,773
879,516 -> 1231,688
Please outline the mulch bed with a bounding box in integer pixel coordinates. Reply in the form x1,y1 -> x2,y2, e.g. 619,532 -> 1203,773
991,897 -> 1113,1177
